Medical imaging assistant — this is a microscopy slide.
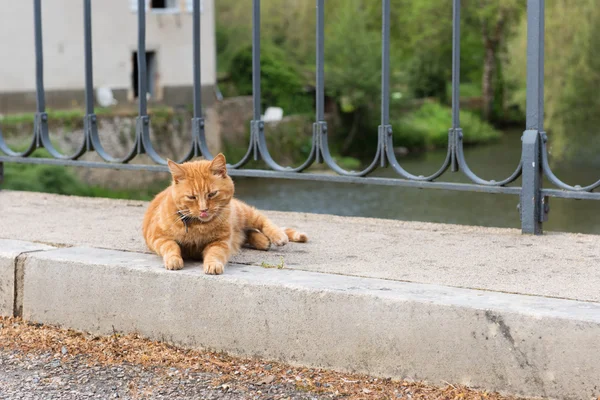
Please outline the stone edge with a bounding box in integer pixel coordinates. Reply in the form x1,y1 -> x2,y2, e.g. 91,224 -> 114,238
0,239 -> 55,317
18,244 -> 600,400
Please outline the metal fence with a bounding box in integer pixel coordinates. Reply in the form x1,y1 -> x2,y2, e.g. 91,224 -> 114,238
0,0 -> 597,235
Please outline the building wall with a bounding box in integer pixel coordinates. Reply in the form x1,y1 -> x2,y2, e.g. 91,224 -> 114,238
0,0 -> 216,112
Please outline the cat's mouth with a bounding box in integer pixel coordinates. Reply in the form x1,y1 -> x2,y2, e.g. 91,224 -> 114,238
178,210 -> 213,229
197,213 -> 212,222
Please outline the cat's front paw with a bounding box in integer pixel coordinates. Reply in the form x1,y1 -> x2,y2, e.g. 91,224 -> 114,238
265,228 -> 289,247
165,255 -> 184,270
204,261 -> 224,275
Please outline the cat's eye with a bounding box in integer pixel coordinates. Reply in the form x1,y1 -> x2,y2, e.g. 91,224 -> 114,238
186,195 -> 196,200
207,191 -> 218,199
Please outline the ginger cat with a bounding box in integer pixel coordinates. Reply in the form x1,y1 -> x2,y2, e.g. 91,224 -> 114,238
142,154 -> 307,274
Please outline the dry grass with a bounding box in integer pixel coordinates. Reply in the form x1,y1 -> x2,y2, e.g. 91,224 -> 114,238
0,317 -> 529,400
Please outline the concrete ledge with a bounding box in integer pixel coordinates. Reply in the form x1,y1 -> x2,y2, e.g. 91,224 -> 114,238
0,239 -> 54,316
21,246 -> 600,400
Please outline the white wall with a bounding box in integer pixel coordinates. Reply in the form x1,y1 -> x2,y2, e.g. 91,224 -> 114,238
0,0 -> 216,94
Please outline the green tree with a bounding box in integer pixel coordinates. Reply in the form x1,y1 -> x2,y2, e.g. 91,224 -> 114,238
464,0 -> 525,121
323,0 -> 383,152
506,0 -> 600,160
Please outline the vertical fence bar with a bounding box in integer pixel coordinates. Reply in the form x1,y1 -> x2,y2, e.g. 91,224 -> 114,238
520,0 -> 545,234
133,0 -> 150,156
249,0 -> 262,160
316,0 -> 325,123
137,0 -> 148,117
33,0 -> 46,113
451,0 -> 460,130
192,0 -> 202,119
378,0 -> 391,167
83,0 -> 94,116
252,0 -> 261,122
33,0 -> 47,149
380,0 -> 390,127
313,0 -> 326,163
189,0 -> 209,159
449,0 -> 461,172
83,0 -> 95,151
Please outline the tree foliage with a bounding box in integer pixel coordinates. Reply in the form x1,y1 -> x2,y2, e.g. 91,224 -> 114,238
506,0 -> 600,160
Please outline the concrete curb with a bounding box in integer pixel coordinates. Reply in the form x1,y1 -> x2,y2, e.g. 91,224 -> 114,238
5,243 -> 597,399
0,239 -> 54,316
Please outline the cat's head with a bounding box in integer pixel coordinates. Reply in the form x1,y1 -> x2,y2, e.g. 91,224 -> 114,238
167,154 -> 234,223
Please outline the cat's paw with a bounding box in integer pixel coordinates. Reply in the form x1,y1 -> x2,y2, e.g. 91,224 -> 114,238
204,261 -> 224,275
164,255 -> 184,270
265,228 -> 289,247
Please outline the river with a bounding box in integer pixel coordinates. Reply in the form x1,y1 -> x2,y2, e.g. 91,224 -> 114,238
233,129 -> 600,234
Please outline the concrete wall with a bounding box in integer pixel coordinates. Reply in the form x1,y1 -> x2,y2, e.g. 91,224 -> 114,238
0,0 -> 216,112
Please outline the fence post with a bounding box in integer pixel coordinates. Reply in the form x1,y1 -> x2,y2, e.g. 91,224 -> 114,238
83,0 -> 96,152
520,0 -> 545,234
313,0 -> 326,164
33,0 -> 47,149
190,0 -> 210,159
249,0 -> 262,161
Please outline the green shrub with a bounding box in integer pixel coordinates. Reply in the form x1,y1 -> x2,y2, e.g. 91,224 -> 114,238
393,102 -> 501,150
406,51 -> 450,103
228,44 -> 312,115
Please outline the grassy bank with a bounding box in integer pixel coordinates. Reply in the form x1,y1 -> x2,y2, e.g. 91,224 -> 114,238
2,149 -> 166,200
393,102 -> 501,151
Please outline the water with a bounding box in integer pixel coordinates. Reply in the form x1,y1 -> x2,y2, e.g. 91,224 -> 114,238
233,130 -> 600,234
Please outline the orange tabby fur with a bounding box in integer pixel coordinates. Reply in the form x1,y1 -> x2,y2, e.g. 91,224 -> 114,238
142,154 -> 307,274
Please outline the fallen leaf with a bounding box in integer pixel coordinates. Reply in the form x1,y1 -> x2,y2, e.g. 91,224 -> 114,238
256,375 -> 275,385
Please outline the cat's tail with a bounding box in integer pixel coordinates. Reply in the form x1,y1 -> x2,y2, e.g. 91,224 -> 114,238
283,228 -> 308,243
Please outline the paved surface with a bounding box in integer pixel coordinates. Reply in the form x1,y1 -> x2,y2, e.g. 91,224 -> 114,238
1,190 -> 599,302
0,349 -> 325,400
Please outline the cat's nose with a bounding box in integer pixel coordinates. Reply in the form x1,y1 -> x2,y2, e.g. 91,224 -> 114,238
200,208 -> 208,213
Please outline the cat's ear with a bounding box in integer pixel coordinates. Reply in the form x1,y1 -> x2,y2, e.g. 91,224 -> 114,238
167,159 -> 186,183
210,153 -> 227,177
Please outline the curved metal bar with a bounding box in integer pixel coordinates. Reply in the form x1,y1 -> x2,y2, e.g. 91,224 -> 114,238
177,0 -> 215,165
175,118 -> 211,163
455,129 -> 523,186
243,0 -> 317,172
541,134 -> 600,192
80,0 -> 137,164
377,0 -> 450,181
0,126 -> 38,157
29,0 -> 87,160
317,122 -> 384,177
309,0 -> 381,177
447,0 -> 521,187
87,116 -> 139,163
385,130 -> 452,181
36,114 -> 87,160
227,140 -> 255,169
254,121 -> 317,172
139,117 -> 167,165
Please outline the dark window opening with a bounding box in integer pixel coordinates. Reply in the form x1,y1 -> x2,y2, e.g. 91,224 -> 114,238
132,51 -> 157,99
151,0 -> 176,9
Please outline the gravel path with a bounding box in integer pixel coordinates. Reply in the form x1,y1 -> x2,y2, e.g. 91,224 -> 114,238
0,350 -> 325,400
0,318 -> 527,400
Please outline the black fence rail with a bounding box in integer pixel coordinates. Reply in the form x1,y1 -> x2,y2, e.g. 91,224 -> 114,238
0,0 -> 598,234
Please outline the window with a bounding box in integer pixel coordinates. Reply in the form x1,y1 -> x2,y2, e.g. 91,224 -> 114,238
132,51 -> 157,99
150,0 -> 178,11
130,0 -> 203,14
